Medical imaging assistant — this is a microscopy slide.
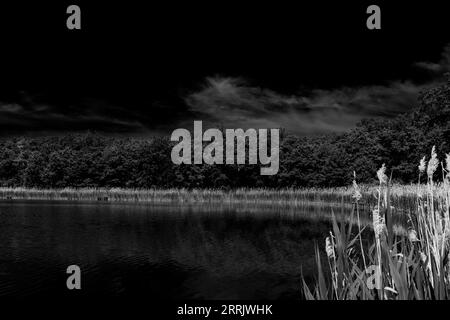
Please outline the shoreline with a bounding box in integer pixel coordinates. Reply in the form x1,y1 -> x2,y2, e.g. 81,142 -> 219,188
0,185 -> 428,209
0,186 -> 354,203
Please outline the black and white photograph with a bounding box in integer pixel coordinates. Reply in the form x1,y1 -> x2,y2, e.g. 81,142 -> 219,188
0,1 -> 450,317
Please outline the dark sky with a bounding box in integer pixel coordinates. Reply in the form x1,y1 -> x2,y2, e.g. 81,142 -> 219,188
0,1 -> 449,136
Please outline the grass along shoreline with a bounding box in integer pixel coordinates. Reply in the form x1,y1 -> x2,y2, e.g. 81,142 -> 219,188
0,185 -> 444,210
0,187 -> 356,205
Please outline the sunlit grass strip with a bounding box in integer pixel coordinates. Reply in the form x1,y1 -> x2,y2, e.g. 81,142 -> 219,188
0,184 -> 442,208
0,187 -> 352,202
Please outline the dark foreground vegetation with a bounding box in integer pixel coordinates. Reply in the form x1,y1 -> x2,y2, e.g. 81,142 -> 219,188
1,79 -> 449,189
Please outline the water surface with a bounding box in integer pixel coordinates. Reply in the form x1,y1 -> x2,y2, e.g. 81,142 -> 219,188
0,200 -> 340,299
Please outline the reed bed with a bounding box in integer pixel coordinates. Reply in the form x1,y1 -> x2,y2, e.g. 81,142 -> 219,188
302,146 -> 450,300
0,184 -> 433,213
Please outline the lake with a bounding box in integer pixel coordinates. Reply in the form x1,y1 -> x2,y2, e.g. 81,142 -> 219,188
0,200 -> 347,299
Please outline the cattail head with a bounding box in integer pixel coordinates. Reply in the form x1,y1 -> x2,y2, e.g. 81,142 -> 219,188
427,146 -> 439,178
408,229 -> 418,242
377,164 -> 388,185
446,153 -> 450,174
352,172 -> 362,201
419,251 -> 427,263
372,208 -> 385,237
419,156 -> 426,173
325,236 -> 335,259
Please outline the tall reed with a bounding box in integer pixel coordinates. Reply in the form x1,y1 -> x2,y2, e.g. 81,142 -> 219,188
302,147 -> 450,300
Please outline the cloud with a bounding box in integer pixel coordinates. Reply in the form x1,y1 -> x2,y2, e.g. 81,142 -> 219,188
0,104 -> 23,113
184,45 -> 450,135
2,44 -> 450,137
0,96 -> 148,135
414,44 -> 450,74
184,77 -> 431,135
0,88 -> 195,136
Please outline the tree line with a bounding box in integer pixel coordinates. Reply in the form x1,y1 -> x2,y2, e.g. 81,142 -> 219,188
1,79 -> 449,189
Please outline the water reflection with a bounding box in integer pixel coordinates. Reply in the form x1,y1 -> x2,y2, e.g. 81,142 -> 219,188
0,201 -> 375,298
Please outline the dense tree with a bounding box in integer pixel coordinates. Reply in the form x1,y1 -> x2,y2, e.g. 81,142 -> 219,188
0,79 -> 449,188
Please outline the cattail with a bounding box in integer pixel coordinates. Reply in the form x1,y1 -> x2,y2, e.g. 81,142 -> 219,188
446,153 -> 450,173
427,146 -> 439,178
377,164 -> 388,185
352,174 -> 362,202
408,229 -> 418,242
419,251 -> 427,263
372,208 -> 385,237
419,156 -> 426,173
325,236 -> 335,259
